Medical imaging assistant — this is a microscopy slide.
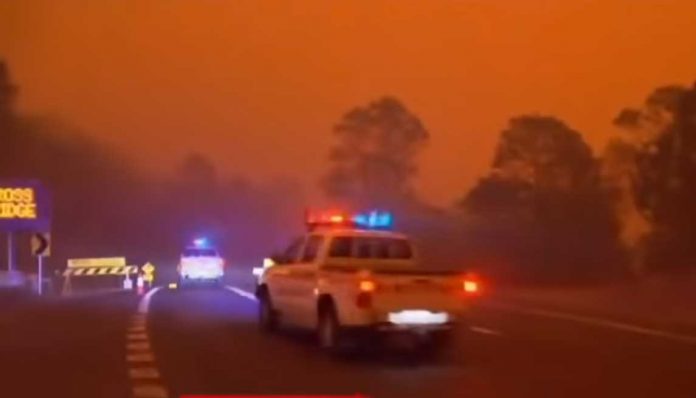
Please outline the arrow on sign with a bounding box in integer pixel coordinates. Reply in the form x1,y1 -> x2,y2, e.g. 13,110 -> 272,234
31,233 -> 51,257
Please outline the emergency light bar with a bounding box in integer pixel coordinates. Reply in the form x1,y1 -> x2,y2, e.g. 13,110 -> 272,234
305,210 -> 393,230
353,210 -> 393,229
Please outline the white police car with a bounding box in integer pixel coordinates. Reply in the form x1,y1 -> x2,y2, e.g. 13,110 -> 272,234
177,238 -> 225,286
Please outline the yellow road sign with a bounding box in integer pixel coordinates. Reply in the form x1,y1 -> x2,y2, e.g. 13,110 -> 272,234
141,262 -> 155,274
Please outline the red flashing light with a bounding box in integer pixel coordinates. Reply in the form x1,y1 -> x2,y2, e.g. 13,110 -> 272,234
463,280 -> 478,293
462,273 -> 482,296
329,214 -> 345,223
306,209 -> 351,230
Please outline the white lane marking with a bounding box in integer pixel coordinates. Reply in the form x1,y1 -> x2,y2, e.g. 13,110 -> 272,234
469,325 -> 503,336
224,285 -> 257,301
127,353 -> 155,362
128,325 -> 146,333
132,384 -> 168,398
127,333 -> 148,341
129,367 -> 160,379
492,303 -> 696,345
127,341 -> 151,351
130,287 -> 168,398
138,287 -> 163,314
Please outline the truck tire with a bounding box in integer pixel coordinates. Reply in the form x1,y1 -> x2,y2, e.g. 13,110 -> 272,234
317,302 -> 344,354
258,290 -> 278,332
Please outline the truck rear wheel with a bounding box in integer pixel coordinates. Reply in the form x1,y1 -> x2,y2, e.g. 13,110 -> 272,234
317,303 -> 345,354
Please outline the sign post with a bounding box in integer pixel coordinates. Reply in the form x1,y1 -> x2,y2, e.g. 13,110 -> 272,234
31,232 -> 51,295
37,256 -> 43,295
7,232 -> 13,271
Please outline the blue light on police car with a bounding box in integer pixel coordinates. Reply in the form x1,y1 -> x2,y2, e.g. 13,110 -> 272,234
193,237 -> 209,248
352,210 -> 393,229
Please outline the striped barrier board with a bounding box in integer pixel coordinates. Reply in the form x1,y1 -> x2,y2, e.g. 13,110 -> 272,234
63,265 -> 138,277
67,257 -> 126,268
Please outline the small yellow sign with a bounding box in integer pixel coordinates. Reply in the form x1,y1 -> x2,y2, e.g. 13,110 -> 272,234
142,262 -> 155,274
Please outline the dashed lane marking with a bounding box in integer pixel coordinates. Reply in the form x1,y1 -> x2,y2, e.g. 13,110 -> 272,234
127,341 -> 152,351
128,325 -> 146,333
127,353 -> 155,363
469,325 -> 503,336
127,333 -> 149,341
129,367 -> 160,380
224,285 -> 257,301
128,287 -> 168,398
132,384 -> 168,398
489,302 -> 696,345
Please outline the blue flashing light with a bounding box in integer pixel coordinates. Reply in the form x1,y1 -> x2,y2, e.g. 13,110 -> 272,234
193,237 -> 209,248
352,210 -> 393,230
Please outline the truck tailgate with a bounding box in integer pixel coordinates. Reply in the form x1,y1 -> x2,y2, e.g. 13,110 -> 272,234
370,270 -> 467,313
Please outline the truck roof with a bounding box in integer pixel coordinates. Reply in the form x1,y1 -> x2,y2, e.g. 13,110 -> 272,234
310,227 -> 408,240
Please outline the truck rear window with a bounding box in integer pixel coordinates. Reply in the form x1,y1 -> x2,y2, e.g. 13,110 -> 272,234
182,248 -> 218,257
328,237 -> 412,259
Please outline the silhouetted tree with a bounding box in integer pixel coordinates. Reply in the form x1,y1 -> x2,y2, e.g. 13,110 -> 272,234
321,97 -> 429,208
613,82 -> 696,269
491,116 -> 597,190
0,60 -> 17,122
461,115 -> 622,282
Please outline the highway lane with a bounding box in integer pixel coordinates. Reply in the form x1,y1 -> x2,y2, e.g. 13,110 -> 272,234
2,284 -> 694,398
0,292 -> 139,398
147,286 -> 696,398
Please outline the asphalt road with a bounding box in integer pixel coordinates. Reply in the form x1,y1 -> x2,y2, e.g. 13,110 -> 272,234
2,281 -> 696,398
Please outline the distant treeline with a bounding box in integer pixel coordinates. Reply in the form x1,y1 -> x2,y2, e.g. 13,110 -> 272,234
2,60 -> 695,283
320,86 -> 696,283
0,62 -> 304,273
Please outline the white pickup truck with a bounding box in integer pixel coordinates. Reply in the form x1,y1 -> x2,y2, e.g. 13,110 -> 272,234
256,226 -> 479,353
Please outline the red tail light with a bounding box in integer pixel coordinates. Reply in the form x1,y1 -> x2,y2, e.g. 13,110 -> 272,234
462,273 -> 482,296
356,279 -> 376,308
463,279 -> 479,294
359,279 -> 376,293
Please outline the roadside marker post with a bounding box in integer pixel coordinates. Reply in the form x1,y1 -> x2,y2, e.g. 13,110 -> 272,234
7,232 -> 13,271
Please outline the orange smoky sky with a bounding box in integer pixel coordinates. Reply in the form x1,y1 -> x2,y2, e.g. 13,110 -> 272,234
1,0 -> 695,205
